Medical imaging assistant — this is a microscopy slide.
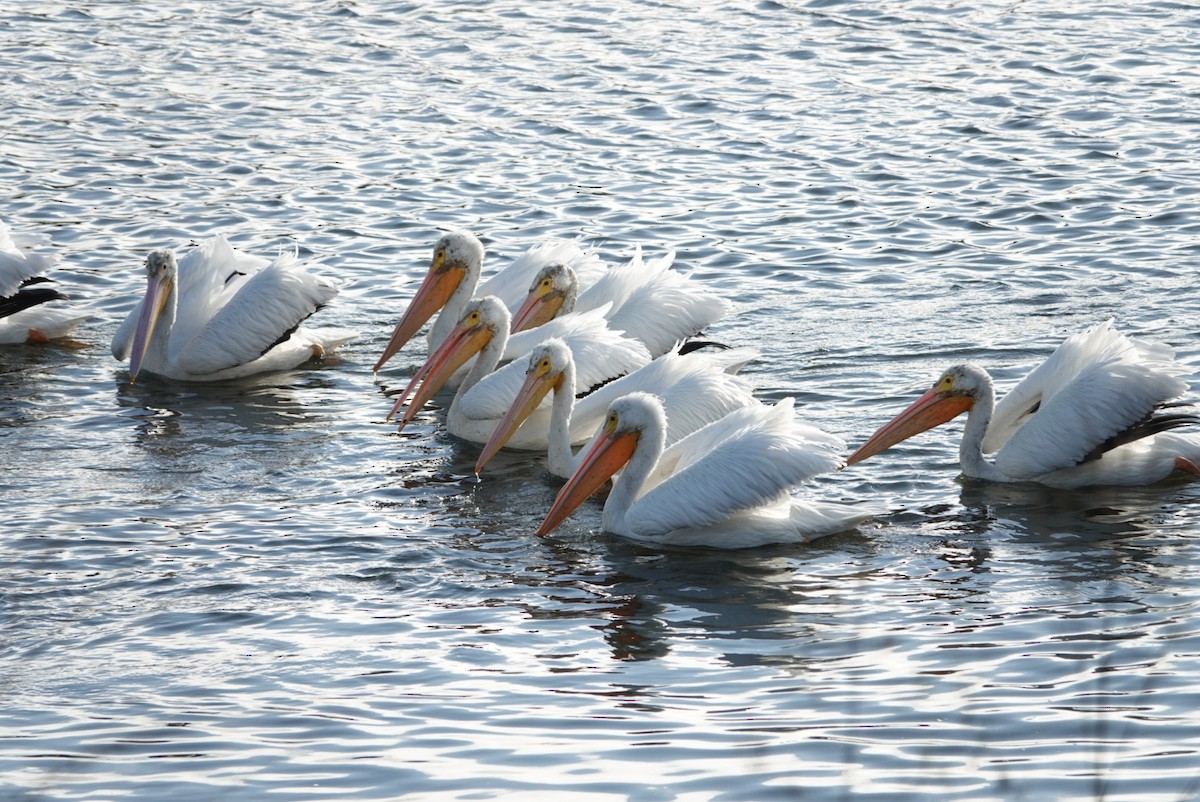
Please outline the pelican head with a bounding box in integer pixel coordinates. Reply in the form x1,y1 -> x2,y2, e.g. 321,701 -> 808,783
128,248 -> 178,382
474,338 -> 571,475
390,295 -> 509,426
374,231 -> 485,372
536,392 -> 664,536
845,363 -> 984,466
509,262 -> 578,333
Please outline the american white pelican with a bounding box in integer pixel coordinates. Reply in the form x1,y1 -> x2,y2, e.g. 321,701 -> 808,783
537,392 -> 878,549
474,338 -> 759,478
111,236 -> 354,382
845,320 -> 1200,488
374,231 -> 605,372
509,247 -> 728,358
0,218 -> 87,344
389,296 -> 651,444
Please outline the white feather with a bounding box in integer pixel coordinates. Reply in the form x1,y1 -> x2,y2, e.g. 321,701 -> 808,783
179,251 -> 337,375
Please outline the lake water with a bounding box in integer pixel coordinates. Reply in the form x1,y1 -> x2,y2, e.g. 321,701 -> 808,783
3,1 -> 1200,799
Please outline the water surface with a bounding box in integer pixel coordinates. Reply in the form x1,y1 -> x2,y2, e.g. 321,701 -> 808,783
3,1 -> 1200,800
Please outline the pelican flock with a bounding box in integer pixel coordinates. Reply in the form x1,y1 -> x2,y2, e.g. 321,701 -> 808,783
387,295 -> 652,443
7,217 -> 1199,549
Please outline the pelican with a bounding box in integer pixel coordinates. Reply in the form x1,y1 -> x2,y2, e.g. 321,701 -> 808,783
0,218 -> 87,344
537,392 -> 877,548
389,296 -> 651,445
374,231 -> 606,372
845,320 -> 1200,488
111,236 -> 355,382
509,247 -> 728,358
474,338 -> 759,478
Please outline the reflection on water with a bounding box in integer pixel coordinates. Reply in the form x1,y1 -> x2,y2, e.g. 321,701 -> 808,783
4,0 -> 1200,799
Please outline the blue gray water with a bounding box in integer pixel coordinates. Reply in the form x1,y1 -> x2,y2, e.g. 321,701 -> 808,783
3,1 -> 1200,799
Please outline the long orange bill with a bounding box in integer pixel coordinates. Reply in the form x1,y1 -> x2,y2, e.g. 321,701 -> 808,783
509,291 -> 564,334
128,272 -> 172,383
474,369 -> 560,475
374,263 -> 464,372
536,428 -> 639,536
844,388 -> 973,466
392,320 -> 492,429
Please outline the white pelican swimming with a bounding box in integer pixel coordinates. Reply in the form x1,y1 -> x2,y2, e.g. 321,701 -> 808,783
374,231 -> 606,372
845,320 -> 1200,488
389,296 -> 651,444
111,236 -> 355,382
474,338 -> 759,478
537,392 -> 878,549
509,247 -> 728,358
0,218 -> 87,344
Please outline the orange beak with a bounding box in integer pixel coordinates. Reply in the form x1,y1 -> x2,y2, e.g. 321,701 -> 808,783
128,271 -> 173,383
474,367 -> 561,475
536,427 -> 639,536
509,289 -> 565,333
390,316 -> 493,428
374,262 -> 465,372
845,387 -> 973,466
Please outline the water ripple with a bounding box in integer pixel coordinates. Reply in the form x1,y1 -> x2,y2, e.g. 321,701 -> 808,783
3,0 -> 1200,799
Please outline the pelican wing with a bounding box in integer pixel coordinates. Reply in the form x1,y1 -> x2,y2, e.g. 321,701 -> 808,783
626,399 -> 844,537
605,268 -> 728,358
572,246 -> 657,316
572,347 -> 758,443
0,218 -> 55,297
984,320 -> 1180,453
176,251 -> 337,375
169,237 -> 270,359
994,352 -> 1188,479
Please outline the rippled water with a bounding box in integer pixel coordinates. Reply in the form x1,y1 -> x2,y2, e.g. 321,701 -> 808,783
3,1 -> 1200,799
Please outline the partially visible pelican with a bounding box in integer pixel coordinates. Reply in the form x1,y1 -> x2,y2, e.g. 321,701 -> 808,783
112,236 -> 355,382
374,231 -> 605,372
845,320 -> 1200,488
0,218 -> 87,344
509,248 -> 728,358
537,392 -> 877,549
389,296 -> 651,445
474,338 -> 758,478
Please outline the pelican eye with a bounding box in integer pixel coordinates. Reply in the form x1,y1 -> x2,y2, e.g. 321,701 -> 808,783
605,411 -> 619,432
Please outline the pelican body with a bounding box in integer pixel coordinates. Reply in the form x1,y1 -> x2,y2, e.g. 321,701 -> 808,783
374,231 -> 605,372
0,218 -> 87,344
474,338 -> 759,478
538,393 -> 877,549
112,236 -> 354,382
846,320 -> 1200,488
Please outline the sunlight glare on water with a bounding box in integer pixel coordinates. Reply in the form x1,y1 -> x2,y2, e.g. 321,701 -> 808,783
2,1 -> 1200,800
